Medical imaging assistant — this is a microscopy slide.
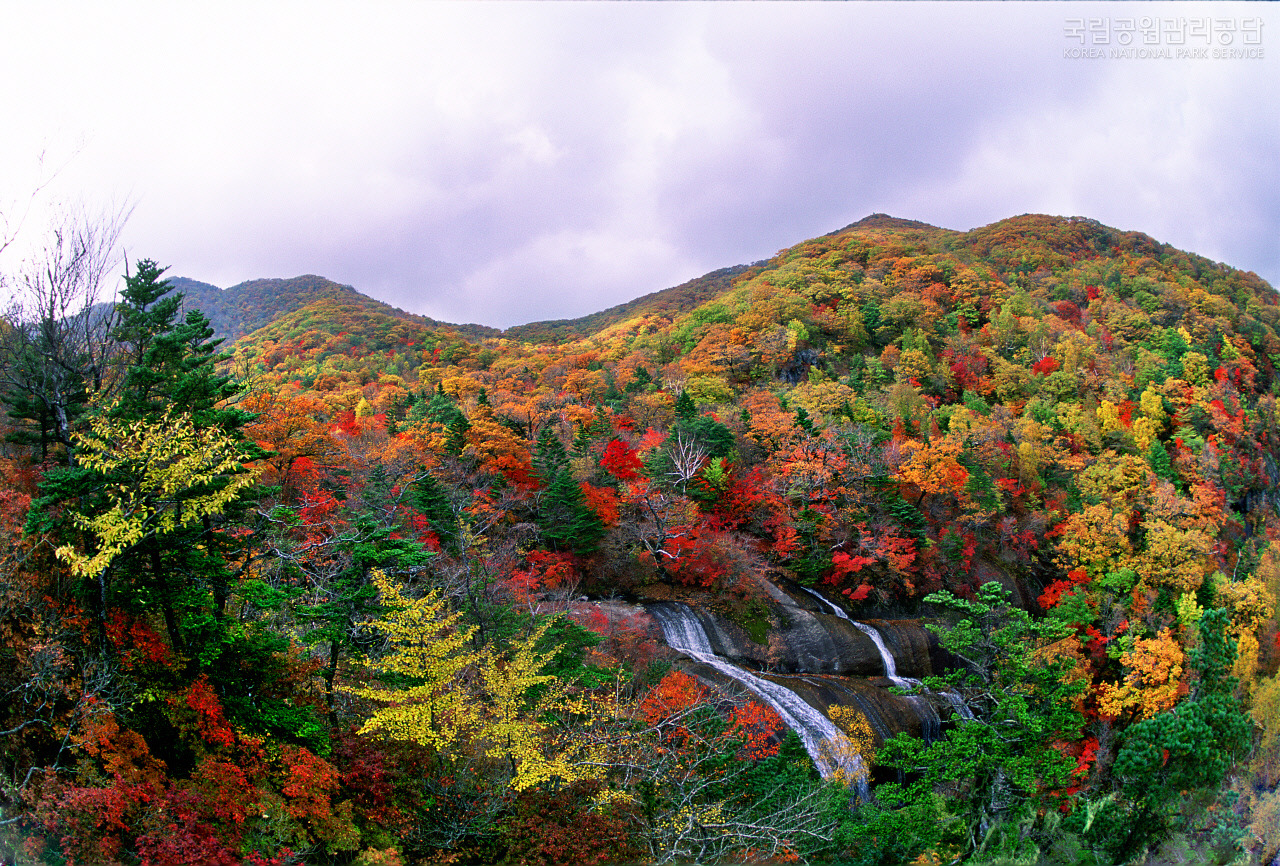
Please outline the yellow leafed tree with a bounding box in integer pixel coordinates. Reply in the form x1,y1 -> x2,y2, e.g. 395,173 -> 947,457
470,620 -> 585,791
826,704 -> 875,788
1097,628 -> 1187,720
55,406 -> 261,579
344,572 -> 479,755
348,572 -> 595,791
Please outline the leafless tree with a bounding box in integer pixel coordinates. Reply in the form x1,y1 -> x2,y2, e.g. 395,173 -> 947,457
0,149 -> 69,263
666,430 -> 708,492
573,698 -> 840,865
0,203 -> 131,461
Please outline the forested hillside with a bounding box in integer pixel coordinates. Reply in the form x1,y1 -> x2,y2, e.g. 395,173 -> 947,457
3,213 -> 1280,865
172,275 -> 500,345
503,264 -> 761,345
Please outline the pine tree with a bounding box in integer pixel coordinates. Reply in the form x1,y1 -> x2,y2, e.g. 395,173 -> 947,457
533,427 -> 570,486
30,260 -> 265,663
1146,438 -> 1176,485
444,415 -> 470,456
625,366 -> 653,394
794,405 -> 816,435
674,390 -> 697,421
533,428 -> 604,553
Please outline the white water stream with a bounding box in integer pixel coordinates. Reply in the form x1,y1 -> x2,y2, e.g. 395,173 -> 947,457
647,602 -> 869,798
801,587 -> 947,739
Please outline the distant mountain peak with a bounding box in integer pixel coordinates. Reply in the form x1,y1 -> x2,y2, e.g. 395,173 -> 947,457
828,214 -> 944,234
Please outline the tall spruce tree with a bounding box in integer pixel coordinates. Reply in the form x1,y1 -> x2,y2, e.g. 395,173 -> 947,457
533,428 -> 604,554
30,260 -> 265,662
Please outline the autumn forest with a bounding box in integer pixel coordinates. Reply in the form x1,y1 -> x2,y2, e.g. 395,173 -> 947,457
3,212 -> 1280,864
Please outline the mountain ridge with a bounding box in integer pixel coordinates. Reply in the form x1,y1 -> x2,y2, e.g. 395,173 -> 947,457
171,274 -> 500,345
176,213 -> 1275,358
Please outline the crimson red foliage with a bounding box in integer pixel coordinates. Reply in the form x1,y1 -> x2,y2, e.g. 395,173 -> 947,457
510,550 -> 579,603
600,438 -> 642,481
1032,356 -> 1060,376
727,701 -> 783,760
1039,568 -> 1091,611
135,787 -> 241,866
1053,301 -> 1082,325
183,675 -> 237,750
640,670 -> 709,729
105,610 -> 172,669
842,584 -> 872,602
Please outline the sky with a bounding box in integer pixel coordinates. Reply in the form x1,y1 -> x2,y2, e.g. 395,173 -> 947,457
0,1 -> 1276,330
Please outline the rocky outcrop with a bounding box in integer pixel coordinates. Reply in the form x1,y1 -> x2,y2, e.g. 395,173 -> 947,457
862,619 -> 937,679
767,674 -> 943,746
570,585 -> 968,760
662,583 -> 940,680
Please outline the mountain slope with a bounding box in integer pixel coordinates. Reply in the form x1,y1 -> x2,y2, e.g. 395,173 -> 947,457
503,263 -> 763,344
172,274 -> 499,344
9,212 -> 1280,864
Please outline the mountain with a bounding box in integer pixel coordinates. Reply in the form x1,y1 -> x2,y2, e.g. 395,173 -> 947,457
172,262 -> 772,350
171,274 -> 499,345
11,212 -> 1280,865
503,263 -> 763,344
825,212 -> 943,234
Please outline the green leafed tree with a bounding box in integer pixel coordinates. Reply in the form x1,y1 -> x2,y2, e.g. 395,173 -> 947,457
1083,607 -> 1252,860
29,259 -> 266,663
866,582 -> 1087,859
533,428 -> 605,553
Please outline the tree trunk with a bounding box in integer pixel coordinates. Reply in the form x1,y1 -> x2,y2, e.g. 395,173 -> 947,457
151,544 -> 184,658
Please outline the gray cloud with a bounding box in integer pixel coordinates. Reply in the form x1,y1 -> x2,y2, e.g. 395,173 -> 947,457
1,2 -> 1275,328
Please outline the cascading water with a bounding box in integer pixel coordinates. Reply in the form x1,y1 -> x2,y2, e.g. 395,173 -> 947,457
801,587 -> 943,741
648,602 -> 869,799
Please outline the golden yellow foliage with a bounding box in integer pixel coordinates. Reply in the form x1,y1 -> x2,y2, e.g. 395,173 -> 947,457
1078,453 -> 1152,510
1097,628 -> 1187,720
56,406 -> 262,579
1139,384 -> 1166,423
894,436 -> 968,501
1246,788 -> 1280,864
350,573 -> 597,791
1130,416 -> 1159,453
1247,674 -> 1280,790
790,379 -> 857,421
1181,351 -> 1210,386
1054,503 -> 1134,577
345,572 -> 480,755
1215,573 -> 1276,640
1097,400 -> 1124,438
1133,519 -> 1213,595
895,348 -> 934,383
1234,631 -> 1260,689
826,704 -> 875,788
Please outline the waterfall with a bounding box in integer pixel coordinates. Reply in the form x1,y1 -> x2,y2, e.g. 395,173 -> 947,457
648,602 -> 868,797
801,587 -> 943,741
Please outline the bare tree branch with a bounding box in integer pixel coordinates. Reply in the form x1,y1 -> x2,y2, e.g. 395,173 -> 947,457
0,202 -> 132,460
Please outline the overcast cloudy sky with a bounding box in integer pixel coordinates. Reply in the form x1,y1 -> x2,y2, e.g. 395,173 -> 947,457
1,1 -> 1276,329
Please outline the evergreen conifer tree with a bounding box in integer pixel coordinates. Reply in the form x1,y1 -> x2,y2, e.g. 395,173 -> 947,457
674,389 -> 697,421
533,428 -> 604,553
30,260 -> 265,662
